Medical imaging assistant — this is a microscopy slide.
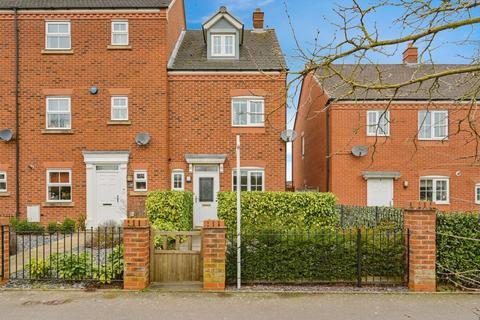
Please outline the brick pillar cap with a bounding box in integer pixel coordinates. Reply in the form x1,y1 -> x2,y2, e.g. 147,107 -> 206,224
405,201 -> 436,211
203,220 -> 226,229
123,218 -> 150,228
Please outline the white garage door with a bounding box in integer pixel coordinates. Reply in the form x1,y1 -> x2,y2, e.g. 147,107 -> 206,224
367,178 -> 394,207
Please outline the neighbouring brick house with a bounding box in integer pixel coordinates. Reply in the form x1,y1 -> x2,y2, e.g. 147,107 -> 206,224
0,1 -> 287,227
293,45 -> 480,211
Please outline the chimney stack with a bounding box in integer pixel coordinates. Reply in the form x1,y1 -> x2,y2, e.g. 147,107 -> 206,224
253,8 -> 265,30
403,43 -> 418,64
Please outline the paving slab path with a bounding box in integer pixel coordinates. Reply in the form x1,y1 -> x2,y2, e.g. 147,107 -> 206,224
0,290 -> 479,320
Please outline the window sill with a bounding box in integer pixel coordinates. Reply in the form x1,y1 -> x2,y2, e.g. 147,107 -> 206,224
417,138 -> 448,142
42,129 -> 75,134
232,127 -> 266,134
130,191 -> 148,197
41,50 -> 74,55
107,45 -> 132,50
42,202 -> 75,207
107,120 -> 131,126
0,192 -> 10,197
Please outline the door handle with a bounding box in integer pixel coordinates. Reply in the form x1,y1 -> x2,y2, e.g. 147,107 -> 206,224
103,203 -> 113,206
117,195 -> 119,203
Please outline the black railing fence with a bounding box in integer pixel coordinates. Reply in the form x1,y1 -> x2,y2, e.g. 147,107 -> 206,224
9,227 -> 123,283
337,205 -> 404,229
227,228 -> 408,286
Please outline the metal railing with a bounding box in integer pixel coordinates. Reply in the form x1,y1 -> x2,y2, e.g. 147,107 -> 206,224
227,227 -> 408,287
9,227 -> 123,283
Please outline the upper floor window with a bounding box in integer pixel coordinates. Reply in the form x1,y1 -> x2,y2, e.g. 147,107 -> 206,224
232,97 -> 264,127
134,171 -> 148,192
0,172 -> 6,192
367,110 -> 390,136
46,97 -> 71,130
211,34 -> 235,57
418,110 -> 448,140
47,169 -> 72,202
233,169 -> 265,192
111,96 -> 128,121
172,170 -> 185,191
45,21 -> 71,50
111,21 -> 129,46
420,176 -> 449,204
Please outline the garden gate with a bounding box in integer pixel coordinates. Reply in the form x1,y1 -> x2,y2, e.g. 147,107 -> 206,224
150,230 -> 203,283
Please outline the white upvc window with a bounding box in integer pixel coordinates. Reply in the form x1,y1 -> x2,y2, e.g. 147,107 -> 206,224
232,97 -> 265,127
46,97 -> 71,130
367,110 -> 390,136
45,21 -> 71,50
111,21 -> 129,46
418,110 -> 448,140
47,169 -> 72,202
134,171 -> 148,192
232,168 -> 265,192
111,96 -> 129,121
420,176 -> 449,204
0,171 -> 7,192
475,184 -> 480,204
171,170 -> 185,191
211,34 -> 235,57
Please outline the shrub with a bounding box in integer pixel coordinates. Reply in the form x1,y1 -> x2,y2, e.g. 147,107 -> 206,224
47,222 -> 60,234
218,192 -> 338,233
146,191 -> 193,231
27,259 -> 52,279
93,245 -> 124,284
437,212 -> 480,289
10,218 -> 45,234
60,218 -> 76,233
77,214 -> 86,231
50,253 -> 93,280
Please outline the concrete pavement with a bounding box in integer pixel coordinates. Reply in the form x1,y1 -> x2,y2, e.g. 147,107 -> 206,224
0,290 -> 479,320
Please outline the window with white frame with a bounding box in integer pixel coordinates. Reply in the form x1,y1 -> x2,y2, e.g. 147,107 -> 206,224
475,184 -> 480,204
0,171 -> 7,192
418,110 -> 448,140
232,169 -> 265,192
111,96 -> 128,121
134,171 -> 148,192
172,170 -> 185,191
211,34 -> 235,57
47,169 -> 72,202
232,97 -> 265,126
111,21 -> 129,46
420,177 -> 449,204
45,21 -> 71,50
46,97 -> 71,130
367,110 -> 390,136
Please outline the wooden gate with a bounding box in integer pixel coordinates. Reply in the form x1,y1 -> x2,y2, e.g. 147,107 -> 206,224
150,230 -> 202,283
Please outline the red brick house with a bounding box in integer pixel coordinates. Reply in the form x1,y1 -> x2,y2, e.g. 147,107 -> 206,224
293,45 -> 480,211
0,1 -> 287,227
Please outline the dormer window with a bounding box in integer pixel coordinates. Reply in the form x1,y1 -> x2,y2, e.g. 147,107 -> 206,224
211,34 -> 235,57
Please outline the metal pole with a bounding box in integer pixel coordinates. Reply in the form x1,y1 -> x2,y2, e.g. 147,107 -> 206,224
236,135 -> 241,289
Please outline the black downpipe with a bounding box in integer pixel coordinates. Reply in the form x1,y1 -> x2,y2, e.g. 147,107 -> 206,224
13,8 -> 20,218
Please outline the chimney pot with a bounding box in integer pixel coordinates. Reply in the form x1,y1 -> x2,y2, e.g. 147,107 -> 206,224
403,42 -> 418,64
253,8 -> 265,30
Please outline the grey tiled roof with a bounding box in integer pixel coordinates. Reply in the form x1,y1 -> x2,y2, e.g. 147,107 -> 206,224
0,0 -> 173,9
169,30 -> 287,71
315,64 -> 479,100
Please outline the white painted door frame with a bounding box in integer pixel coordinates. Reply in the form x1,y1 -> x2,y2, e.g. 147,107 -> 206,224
193,165 -> 220,227
83,151 -> 129,227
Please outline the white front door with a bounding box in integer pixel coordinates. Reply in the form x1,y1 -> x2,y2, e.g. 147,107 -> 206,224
367,178 -> 394,207
193,165 -> 220,227
95,165 -> 126,225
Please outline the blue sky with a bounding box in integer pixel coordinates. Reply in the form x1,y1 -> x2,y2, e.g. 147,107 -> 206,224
184,0 -> 479,180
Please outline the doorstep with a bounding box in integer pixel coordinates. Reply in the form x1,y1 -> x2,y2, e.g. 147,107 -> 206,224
148,281 -> 203,292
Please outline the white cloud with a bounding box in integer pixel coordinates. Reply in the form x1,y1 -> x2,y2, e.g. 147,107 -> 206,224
217,0 -> 275,11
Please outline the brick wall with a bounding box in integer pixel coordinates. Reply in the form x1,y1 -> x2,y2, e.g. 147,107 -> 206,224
168,73 -> 287,192
202,219 -> 227,290
0,225 -> 9,283
123,218 -> 150,290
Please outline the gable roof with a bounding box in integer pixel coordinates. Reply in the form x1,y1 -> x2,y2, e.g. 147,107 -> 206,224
202,6 -> 244,45
0,0 -> 173,10
315,64 -> 480,101
169,29 -> 287,71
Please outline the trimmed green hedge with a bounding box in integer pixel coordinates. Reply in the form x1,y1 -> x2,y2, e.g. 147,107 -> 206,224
218,192 -> 338,233
146,191 -> 193,231
226,228 -> 405,284
437,212 -> 480,288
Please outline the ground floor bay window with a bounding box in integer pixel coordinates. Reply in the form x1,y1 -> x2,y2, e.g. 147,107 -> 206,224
420,176 -> 449,204
232,168 -> 265,191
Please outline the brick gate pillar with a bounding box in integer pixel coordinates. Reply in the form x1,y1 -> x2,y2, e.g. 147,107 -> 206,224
123,218 -> 150,290
202,220 -> 227,291
1,225 -> 9,284
404,201 -> 437,292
